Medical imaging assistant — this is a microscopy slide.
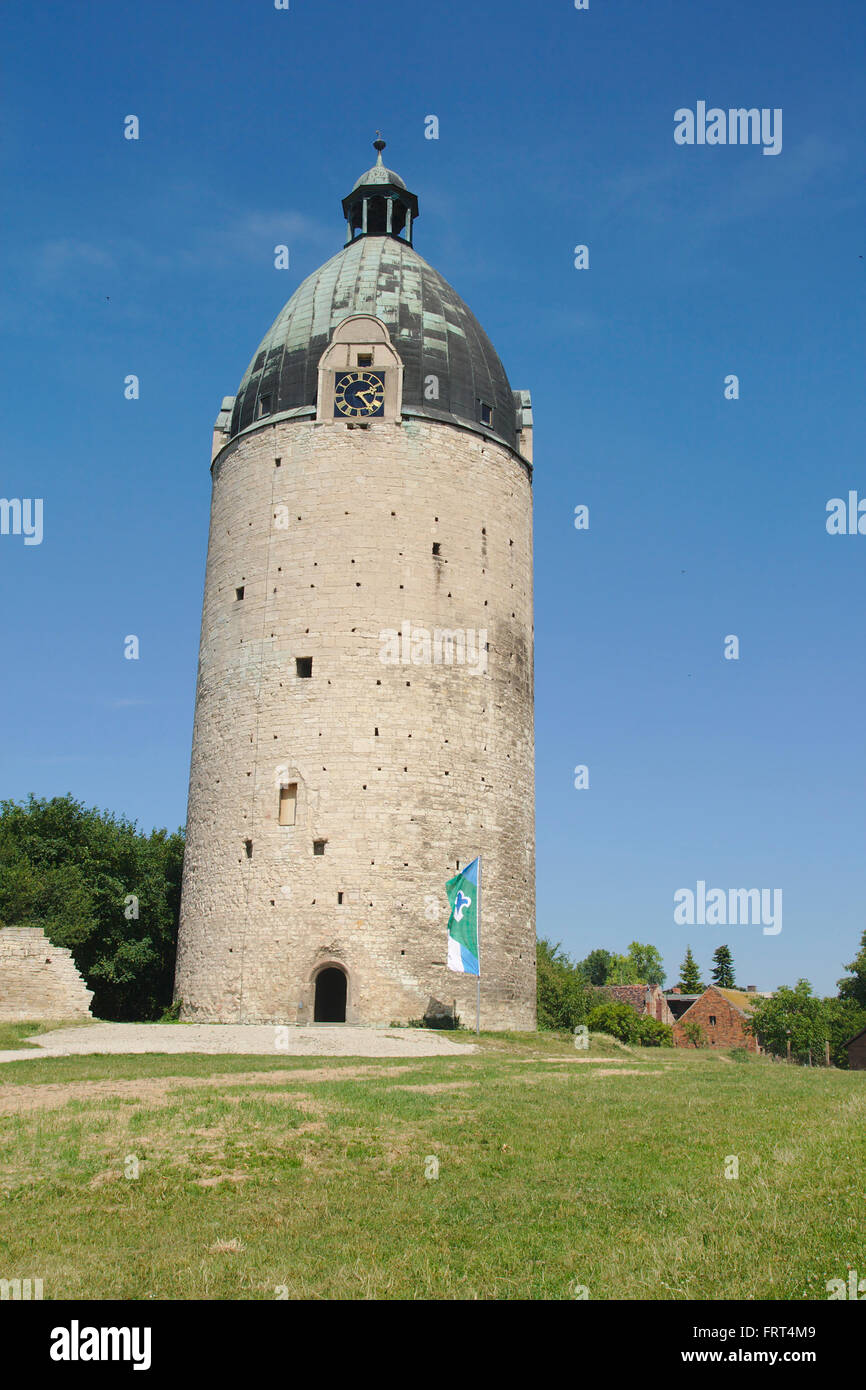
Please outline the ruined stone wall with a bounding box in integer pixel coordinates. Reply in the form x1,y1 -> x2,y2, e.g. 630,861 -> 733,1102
0,928 -> 94,1021
175,413 -> 536,1029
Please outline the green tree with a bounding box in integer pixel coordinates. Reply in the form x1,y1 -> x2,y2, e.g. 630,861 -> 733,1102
605,952 -> 640,985
0,794 -> 184,1020
838,929 -> 866,1008
536,939 -> 594,1030
677,946 -> 704,993
748,980 -> 866,1067
579,948 -> 615,986
821,997 -> 866,1068
711,945 -> 736,989
747,980 -> 820,1057
626,941 -> 666,987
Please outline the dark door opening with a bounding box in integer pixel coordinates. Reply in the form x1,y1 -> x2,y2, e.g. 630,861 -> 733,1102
314,967 -> 347,1022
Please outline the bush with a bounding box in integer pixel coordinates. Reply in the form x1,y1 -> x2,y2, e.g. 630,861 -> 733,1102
682,1019 -> 705,1048
586,1001 -> 641,1044
636,1016 -> 673,1047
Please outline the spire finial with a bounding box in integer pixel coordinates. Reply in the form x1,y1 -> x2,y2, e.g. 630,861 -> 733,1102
373,131 -> 386,163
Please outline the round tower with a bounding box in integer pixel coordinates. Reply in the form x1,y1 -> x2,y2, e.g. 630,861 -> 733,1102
174,141 -> 536,1029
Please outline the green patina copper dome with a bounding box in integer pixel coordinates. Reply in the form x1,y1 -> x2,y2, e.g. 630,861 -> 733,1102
351,149 -> 406,191
228,141 -> 521,453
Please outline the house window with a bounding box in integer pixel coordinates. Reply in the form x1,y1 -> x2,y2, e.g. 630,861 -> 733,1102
296,657 -> 313,678
313,840 -> 326,856
278,783 -> 297,826
478,399 -> 493,427
709,1015 -> 717,1026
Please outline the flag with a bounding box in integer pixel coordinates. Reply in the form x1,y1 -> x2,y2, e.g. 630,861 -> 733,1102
445,857 -> 480,976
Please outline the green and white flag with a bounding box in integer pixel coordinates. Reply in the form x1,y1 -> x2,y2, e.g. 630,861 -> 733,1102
445,857 -> 480,976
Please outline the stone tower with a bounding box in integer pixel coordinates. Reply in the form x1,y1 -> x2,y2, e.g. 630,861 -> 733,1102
174,140 -> 535,1029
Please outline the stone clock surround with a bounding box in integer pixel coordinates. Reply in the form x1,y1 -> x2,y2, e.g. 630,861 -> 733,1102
315,315 -> 404,424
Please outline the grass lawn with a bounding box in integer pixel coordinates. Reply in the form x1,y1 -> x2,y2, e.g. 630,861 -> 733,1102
0,1030 -> 863,1300
0,1020 -> 93,1051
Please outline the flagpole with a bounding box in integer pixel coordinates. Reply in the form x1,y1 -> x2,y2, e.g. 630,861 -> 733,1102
476,855 -> 481,1036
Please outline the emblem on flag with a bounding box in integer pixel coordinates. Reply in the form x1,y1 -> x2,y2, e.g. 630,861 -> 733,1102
445,858 -> 480,976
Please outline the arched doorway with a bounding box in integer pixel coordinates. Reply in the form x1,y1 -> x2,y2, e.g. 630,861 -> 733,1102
314,966 -> 347,1023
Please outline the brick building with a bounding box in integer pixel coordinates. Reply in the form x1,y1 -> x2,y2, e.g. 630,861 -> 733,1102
672,985 -> 761,1052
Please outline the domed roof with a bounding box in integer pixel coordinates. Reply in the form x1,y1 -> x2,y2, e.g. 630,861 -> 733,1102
230,234 -> 519,450
352,158 -> 406,191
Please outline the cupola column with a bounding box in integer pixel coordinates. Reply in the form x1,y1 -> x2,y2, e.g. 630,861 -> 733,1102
341,135 -> 419,245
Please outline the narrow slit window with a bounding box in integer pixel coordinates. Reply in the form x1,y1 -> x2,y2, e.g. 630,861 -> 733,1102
236,586 -> 245,601
432,542 -> 441,556
244,839 -> 253,858
337,891 -> 344,904
278,782 -> 297,826
296,657 -> 313,678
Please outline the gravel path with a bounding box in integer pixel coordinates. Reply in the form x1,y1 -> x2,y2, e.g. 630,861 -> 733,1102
0,1022 -> 477,1064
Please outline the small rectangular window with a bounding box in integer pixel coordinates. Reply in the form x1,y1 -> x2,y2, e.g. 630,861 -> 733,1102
236,586 -> 245,601
709,1015 -> 717,1026
278,782 -> 297,826
313,839 -> 326,856
357,353 -> 373,367
432,542 -> 441,556
296,657 -> 313,678
244,839 -> 253,858
478,400 -> 493,426
258,394 -> 272,417
337,891 -> 344,904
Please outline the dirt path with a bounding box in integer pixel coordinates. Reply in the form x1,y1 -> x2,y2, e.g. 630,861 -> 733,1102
0,1062 -> 445,1116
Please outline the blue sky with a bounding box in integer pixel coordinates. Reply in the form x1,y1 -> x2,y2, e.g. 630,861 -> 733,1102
1,0 -> 863,995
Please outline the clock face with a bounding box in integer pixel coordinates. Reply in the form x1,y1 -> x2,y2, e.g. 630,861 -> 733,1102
333,371 -> 385,419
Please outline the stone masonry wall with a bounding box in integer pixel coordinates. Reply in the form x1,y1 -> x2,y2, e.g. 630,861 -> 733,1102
175,412 -> 536,1029
0,928 -> 94,1021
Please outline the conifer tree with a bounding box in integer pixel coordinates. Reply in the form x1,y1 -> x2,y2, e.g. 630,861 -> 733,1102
678,946 -> 704,993
711,944 -> 736,989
